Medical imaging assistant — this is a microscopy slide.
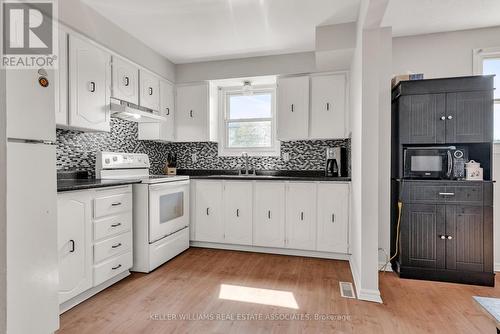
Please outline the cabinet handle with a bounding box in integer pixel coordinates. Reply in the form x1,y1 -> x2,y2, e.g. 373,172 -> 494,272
331,214 -> 335,223
301,212 -> 304,221
326,102 -> 330,111
438,192 -> 455,196
112,264 -> 122,270
206,207 -> 209,215
166,107 -> 170,116
447,115 -> 453,120
440,116 -> 446,121
236,209 -> 240,217
268,210 -> 271,219
111,222 -> 122,228
111,243 -> 122,249
447,235 -> 453,240
69,239 -> 75,253
439,235 -> 446,240
291,104 -> 294,112
111,202 -> 122,206
149,87 -> 153,95
89,81 -> 96,92
190,110 -> 193,118
124,76 -> 130,87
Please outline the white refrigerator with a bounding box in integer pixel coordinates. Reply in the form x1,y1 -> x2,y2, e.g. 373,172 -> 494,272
5,68 -> 59,333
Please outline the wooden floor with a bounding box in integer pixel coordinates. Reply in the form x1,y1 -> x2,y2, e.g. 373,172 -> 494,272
58,248 -> 500,333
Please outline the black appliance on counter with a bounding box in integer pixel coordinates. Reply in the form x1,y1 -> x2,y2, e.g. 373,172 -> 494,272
391,75 -> 495,287
325,147 -> 347,177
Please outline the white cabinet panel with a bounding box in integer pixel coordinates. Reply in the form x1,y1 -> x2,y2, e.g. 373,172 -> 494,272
175,83 -> 209,142
285,183 -> 317,250
277,76 -> 309,140
310,74 -> 346,139
316,183 -> 349,253
68,35 -> 111,132
56,30 -> 68,127
57,190 -> 93,304
112,56 -> 139,105
223,182 -> 253,245
253,182 -> 285,248
139,69 -> 160,111
195,181 -> 224,242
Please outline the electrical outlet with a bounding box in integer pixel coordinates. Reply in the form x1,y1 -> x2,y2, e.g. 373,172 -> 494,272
282,152 -> 290,162
191,153 -> 197,163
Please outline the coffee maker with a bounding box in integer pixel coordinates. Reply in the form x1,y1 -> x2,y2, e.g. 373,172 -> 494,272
325,147 -> 347,177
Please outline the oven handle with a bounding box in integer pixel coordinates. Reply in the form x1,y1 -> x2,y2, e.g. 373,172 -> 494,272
405,146 -> 456,150
446,150 -> 452,178
149,180 -> 190,192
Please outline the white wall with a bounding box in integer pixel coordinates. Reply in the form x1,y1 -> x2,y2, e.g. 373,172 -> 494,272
0,69 -> 6,334
392,25 -> 500,78
58,0 -> 175,81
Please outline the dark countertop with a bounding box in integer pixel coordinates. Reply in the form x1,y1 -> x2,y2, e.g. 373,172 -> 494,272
177,169 -> 351,182
394,178 -> 495,183
57,170 -> 142,192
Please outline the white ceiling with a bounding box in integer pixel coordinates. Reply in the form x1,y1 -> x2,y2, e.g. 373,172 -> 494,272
82,0 -> 360,64
383,0 -> 500,37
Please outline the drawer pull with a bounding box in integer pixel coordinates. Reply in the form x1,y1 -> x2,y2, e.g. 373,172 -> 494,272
236,209 -> 240,217
438,192 -> 455,196
447,235 -> 453,240
439,235 -> 446,240
111,223 -> 122,228
112,264 -> 122,270
331,214 -> 335,223
301,212 -> 304,221
69,239 -> 75,253
268,210 -> 271,219
111,202 -> 122,206
111,243 -> 122,249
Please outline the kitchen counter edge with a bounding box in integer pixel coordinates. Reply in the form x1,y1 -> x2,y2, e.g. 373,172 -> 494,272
57,179 -> 142,192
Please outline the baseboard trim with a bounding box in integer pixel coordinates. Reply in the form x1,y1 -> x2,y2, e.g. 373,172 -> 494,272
349,258 -> 383,303
494,263 -> 500,272
59,270 -> 131,314
190,241 -> 350,261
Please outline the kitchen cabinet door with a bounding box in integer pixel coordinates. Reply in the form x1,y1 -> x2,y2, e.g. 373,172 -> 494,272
310,74 -> 346,139
195,181 -> 224,243
58,190 -> 93,304
445,91 -> 493,143
400,204 -> 446,269
175,83 -> 209,142
139,69 -> 160,111
277,76 -> 309,140
253,182 -> 285,248
111,56 -> 139,105
56,30 -> 68,127
138,79 -> 175,142
223,182 -> 253,245
398,94 -> 446,144
316,183 -> 349,253
68,35 -> 111,132
285,183 -> 317,250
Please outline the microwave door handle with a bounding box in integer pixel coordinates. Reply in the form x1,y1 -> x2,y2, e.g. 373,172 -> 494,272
446,150 -> 452,178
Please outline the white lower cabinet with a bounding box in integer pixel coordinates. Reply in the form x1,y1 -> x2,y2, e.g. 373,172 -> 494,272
285,183 -> 317,250
57,190 -> 93,304
223,182 -> 253,245
253,182 -> 286,248
195,181 -> 224,242
316,183 -> 349,253
57,186 -> 133,309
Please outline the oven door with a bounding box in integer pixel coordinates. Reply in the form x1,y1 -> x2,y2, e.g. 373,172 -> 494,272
403,148 -> 452,179
148,180 -> 190,243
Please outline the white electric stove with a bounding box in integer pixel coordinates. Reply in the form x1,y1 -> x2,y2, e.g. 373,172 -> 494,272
96,152 -> 190,273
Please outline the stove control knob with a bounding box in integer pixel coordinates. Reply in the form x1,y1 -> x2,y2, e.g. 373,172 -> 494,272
105,158 -> 110,164
113,156 -> 117,161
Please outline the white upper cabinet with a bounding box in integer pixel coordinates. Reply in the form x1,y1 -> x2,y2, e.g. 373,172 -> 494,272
68,35 -> 111,132
111,56 -> 139,105
253,182 -> 286,248
195,181 -> 224,243
285,183 -> 317,250
316,183 -> 349,253
277,76 -> 310,140
310,74 -> 346,139
56,30 -> 68,127
139,69 -> 160,111
175,83 -> 210,142
223,182 -> 253,245
138,79 -> 175,142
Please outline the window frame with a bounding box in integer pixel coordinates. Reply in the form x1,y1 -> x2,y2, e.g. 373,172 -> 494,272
473,47 -> 500,142
218,84 -> 280,157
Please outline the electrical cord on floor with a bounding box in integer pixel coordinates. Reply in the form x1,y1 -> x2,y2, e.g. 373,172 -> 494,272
379,201 -> 403,273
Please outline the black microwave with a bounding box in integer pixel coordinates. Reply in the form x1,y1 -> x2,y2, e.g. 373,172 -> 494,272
403,146 -> 467,179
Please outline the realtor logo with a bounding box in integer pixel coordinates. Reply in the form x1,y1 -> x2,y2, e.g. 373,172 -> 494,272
2,0 -> 57,68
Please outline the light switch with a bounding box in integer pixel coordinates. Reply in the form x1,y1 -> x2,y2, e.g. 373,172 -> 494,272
191,153 -> 197,163
282,152 -> 290,162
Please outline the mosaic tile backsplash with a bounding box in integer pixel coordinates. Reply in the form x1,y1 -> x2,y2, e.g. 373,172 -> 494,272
56,118 -> 351,175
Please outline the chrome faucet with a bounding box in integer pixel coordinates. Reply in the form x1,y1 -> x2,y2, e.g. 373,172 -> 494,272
241,152 -> 253,175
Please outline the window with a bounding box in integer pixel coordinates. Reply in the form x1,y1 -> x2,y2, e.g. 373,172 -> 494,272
473,47 -> 500,141
219,85 -> 279,156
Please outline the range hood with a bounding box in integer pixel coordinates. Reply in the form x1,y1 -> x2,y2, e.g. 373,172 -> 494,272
110,98 -> 166,123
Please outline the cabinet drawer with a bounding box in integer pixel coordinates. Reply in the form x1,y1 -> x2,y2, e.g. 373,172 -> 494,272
93,251 -> 132,287
444,184 -> 483,205
94,192 -> 132,218
402,182 -> 483,205
94,232 -> 132,263
94,213 -> 132,241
